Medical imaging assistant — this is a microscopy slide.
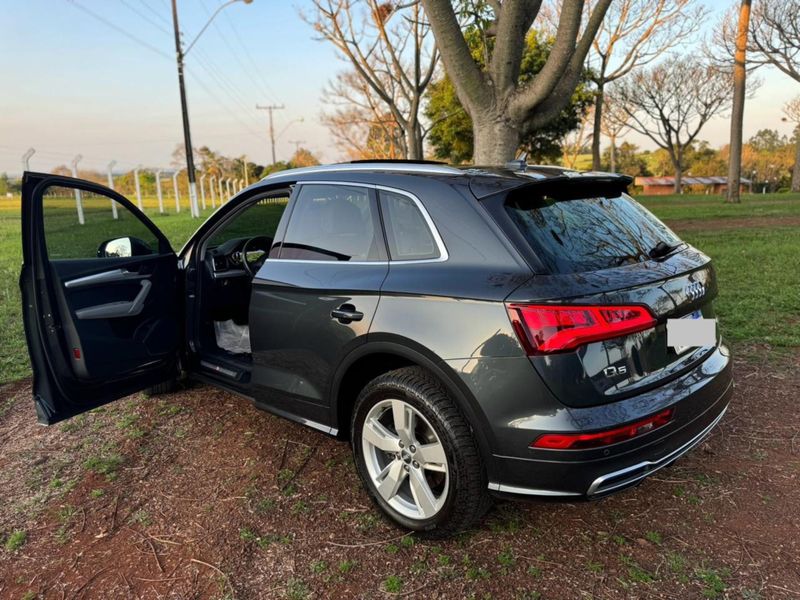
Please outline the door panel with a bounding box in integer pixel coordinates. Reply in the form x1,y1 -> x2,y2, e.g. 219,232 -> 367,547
248,183 -> 388,429
20,172 -> 180,424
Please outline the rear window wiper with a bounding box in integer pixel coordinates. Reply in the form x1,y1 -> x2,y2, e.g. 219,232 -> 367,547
648,240 -> 683,260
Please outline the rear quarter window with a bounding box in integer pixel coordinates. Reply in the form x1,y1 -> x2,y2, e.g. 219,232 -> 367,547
504,191 -> 682,274
379,190 -> 440,261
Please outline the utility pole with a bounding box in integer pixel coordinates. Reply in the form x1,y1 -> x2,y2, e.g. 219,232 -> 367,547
256,104 -> 284,164
171,0 -> 199,219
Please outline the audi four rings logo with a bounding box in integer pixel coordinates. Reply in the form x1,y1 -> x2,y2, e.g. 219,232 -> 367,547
685,282 -> 705,300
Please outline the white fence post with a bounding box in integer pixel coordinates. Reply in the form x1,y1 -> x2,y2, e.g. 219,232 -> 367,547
107,160 -> 119,219
156,170 -> 164,214
209,176 -> 217,208
133,166 -> 143,211
226,178 -> 232,202
199,172 -> 207,211
173,170 -> 182,213
218,176 -> 224,204
71,154 -> 84,225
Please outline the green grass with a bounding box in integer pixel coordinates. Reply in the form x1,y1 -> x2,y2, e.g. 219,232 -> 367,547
0,191 -> 797,384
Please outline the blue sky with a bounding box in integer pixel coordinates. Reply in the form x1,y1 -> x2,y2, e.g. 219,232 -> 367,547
0,0 -> 796,175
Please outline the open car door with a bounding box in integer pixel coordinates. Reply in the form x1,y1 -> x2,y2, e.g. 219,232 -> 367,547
20,172 -> 181,424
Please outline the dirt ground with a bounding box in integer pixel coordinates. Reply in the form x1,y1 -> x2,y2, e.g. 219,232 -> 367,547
0,350 -> 798,600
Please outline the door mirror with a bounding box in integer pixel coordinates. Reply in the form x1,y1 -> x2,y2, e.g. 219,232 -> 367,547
97,237 -> 154,258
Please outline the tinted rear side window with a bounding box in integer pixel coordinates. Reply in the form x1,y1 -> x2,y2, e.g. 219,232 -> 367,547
280,184 -> 385,262
380,190 -> 440,261
505,192 -> 681,274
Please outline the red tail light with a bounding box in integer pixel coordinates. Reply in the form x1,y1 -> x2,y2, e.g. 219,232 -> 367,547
531,408 -> 674,450
506,304 -> 656,354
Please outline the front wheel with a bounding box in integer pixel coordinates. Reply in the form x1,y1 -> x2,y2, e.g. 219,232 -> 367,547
351,367 -> 491,536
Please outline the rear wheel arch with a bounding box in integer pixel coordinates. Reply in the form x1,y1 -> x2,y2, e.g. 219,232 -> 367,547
330,339 -> 498,477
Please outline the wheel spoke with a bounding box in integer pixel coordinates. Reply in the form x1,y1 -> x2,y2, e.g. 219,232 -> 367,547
416,441 -> 446,471
409,468 -> 438,518
376,460 -> 407,501
363,418 -> 400,453
391,399 -> 414,442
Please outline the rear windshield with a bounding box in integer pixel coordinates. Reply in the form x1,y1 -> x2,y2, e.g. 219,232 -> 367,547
505,192 -> 682,274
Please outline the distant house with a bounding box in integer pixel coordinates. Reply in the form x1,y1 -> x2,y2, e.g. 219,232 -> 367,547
634,176 -> 752,196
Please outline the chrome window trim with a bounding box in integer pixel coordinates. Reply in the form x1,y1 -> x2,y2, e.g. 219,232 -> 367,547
268,180 -> 449,265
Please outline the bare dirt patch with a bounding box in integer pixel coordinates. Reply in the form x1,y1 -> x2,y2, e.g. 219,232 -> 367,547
664,215 -> 800,233
1,352 -> 799,599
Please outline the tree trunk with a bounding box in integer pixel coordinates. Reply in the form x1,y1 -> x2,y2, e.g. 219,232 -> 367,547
727,0 -> 752,204
793,134 -> 800,192
592,83 -> 605,171
674,168 -> 683,194
472,116 -> 520,165
406,121 -> 424,160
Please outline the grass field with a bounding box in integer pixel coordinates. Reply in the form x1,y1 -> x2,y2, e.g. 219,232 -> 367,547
0,191 -> 798,383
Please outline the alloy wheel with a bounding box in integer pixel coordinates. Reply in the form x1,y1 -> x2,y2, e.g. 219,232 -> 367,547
361,398 -> 449,520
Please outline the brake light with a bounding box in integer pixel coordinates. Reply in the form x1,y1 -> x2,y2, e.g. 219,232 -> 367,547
531,408 -> 674,449
506,304 -> 656,354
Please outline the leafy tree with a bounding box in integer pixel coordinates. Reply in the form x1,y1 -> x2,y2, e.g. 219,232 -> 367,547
601,142 -> 650,177
424,30 -> 594,164
0,172 -> 9,196
289,148 -> 321,168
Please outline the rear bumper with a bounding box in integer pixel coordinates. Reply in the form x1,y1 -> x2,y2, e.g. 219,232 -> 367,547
484,344 -> 733,499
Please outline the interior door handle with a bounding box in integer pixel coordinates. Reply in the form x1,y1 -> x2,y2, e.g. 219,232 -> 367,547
65,268 -> 150,289
331,304 -> 364,324
75,280 -> 152,320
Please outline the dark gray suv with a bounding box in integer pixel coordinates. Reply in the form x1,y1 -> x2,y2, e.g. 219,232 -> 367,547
20,162 -> 732,536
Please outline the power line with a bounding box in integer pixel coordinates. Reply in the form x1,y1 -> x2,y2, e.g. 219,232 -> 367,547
117,0 -> 171,35
65,0 -> 171,60
137,0 -> 172,27
197,0 -> 280,106
187,69 -> 265,139
191,49 -> 264,129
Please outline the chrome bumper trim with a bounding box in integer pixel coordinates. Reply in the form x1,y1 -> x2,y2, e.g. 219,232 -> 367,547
487,482 -> 581,497
587,404 -> 728,496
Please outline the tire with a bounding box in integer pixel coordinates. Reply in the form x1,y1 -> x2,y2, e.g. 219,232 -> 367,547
143,378 -> 179,397
351,366 -> 491,537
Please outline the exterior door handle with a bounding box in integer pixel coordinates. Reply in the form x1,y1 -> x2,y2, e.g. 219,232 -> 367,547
331,304 -> 364,324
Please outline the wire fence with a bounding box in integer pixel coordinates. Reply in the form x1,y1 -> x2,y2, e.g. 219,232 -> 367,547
3,150 -> 253,222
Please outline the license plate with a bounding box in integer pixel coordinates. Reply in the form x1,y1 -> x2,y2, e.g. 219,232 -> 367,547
668,310 -> 715,355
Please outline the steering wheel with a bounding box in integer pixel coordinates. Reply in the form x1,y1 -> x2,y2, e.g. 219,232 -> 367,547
240,236 -> 272,277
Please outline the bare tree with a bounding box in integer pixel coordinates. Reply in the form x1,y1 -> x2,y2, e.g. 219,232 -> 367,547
748,1 -> 800,190
599,92 -> 631,173
561,107 -> 593,169
420,0 -> 612,164
546,0 -> 705,170
783,96 -> 800,192
615,58 -> 731,194
321,70 -> 406,159
304,0 -> 438,160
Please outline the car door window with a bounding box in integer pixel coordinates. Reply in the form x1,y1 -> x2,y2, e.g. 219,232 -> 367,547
279,184 -> 385,262
42,185 -> 161,259
379,189 -> 440,261
206,193 -> 290,250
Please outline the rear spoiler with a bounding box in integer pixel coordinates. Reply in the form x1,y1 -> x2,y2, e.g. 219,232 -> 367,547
469,172 -> 634,200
